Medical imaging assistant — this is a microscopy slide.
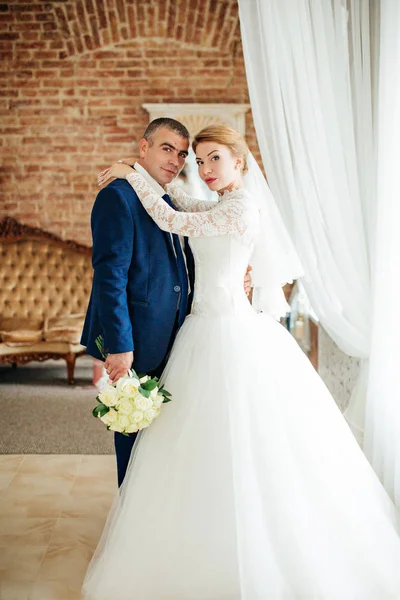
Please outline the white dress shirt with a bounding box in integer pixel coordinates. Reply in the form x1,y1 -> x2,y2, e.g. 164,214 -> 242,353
134,162 -> 165,198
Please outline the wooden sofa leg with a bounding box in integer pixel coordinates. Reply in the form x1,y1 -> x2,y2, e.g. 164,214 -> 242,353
65,353 -> 76,385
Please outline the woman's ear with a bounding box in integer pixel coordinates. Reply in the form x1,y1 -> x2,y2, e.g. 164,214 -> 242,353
235,158 -> 243,171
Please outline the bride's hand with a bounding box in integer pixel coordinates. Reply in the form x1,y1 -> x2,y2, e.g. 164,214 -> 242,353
116,157 -> 135,166
98,163 -> 134,186
244,265 -> 252,297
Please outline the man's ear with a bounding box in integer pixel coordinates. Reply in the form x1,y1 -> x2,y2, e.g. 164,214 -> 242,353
139,138 -> 148,158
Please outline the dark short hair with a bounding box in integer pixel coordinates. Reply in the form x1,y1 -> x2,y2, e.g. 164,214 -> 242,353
143,117 -> 190,144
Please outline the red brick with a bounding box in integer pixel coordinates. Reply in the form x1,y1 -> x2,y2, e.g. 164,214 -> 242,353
41,60 -> 72,69
96,0 -> 108,29
0,31 -> 19,39
78,59 -> 97,68
34,70 -> 54,78
13,22 -> 41,31
92,50 -> 119,59
0,89 -> 18,97
43,79 -> 76,88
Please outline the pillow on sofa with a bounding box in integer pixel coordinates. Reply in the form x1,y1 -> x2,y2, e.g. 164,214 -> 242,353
43,313 -> 85,345
0,330 -> 43,344
0,317 -> 44,345
0,317 -> 43,332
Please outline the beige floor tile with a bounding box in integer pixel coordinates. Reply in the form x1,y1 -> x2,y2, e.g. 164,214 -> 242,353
48,518 -> 105,551
0,546 -> 47,581
8,472 -> 75,496
0,490 -> 66,518
60,493 -> 114,519
0,580 -> 35,600
0,473 -> 16,493
0,457 -> 24,491
37,543 -> 93,583
18,455 -> 82,477
0,517 -> 56,547
0,455 -> 25,474
78,454 -> 116,478
31,580 -> 83,600
70,475 -> 116,498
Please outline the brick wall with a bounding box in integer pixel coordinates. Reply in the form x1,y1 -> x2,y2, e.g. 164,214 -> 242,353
0,0 -> 260,245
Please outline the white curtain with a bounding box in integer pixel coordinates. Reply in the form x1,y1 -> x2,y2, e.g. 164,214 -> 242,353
238,0 -> 374,442
364,0 -> 400,503
239,0 -> 400,501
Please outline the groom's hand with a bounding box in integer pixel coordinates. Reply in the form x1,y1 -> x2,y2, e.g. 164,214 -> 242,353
105,351 -> 134,384
244,265 -> 252,297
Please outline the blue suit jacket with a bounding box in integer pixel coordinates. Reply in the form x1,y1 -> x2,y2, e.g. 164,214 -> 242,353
81,178 -> 194,373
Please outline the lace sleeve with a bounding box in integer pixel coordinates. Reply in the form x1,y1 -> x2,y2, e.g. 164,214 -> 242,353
126,172 -> 258,239
165,181 -> 217,212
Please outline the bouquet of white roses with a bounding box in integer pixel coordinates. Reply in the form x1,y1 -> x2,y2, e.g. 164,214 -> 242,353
92,336 -> 171,435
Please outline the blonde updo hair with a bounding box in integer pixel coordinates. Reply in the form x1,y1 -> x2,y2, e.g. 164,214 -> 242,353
192,125 -> 249,175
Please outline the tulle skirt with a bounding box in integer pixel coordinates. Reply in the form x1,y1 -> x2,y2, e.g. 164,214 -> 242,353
83,312 -> 400,599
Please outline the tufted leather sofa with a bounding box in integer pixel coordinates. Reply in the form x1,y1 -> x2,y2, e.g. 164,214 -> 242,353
0,217 -> 92,384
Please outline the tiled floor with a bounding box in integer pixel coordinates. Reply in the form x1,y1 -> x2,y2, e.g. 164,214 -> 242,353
0,455 -> 117,600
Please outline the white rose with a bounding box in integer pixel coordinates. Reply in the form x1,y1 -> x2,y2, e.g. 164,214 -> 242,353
137,419 -> 151,430
100,408 -> 117,425
144,408 -> 158,422
150,388 -> 158,400
98,386 -> 119,407
115,374 -> 130,389
152,394 -> 164,409
109,421 -> 123,432
139,375 -> 149,384
134,394 -> 152,411
116,414 -> 130,430
125,423 -> 139,434
116,398 -> 134,416
116,377 -> 140,397
130,410 -> 144,424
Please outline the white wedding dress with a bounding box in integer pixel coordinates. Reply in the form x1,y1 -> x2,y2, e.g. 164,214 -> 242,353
83,176 -> 400,600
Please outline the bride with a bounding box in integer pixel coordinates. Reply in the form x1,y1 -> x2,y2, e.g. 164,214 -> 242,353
83,125 -> 400,599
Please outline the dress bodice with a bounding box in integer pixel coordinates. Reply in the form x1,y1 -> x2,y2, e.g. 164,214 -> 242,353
189,233 -> 256,317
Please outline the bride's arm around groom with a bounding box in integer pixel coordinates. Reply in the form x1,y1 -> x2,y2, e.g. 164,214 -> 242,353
116,156 -> 217,213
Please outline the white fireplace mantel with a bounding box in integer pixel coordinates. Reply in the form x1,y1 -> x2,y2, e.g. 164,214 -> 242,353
142,103 -> 251,137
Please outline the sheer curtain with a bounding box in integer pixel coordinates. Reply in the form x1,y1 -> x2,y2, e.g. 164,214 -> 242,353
364,0 -> 400,503
238,0 -> 374,438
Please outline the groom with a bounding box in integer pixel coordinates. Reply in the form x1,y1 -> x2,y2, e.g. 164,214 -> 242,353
82,117 -> 193,486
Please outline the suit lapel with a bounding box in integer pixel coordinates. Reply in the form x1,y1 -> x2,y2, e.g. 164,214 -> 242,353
184,237 -> 195,313
163,229 -> 176,260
